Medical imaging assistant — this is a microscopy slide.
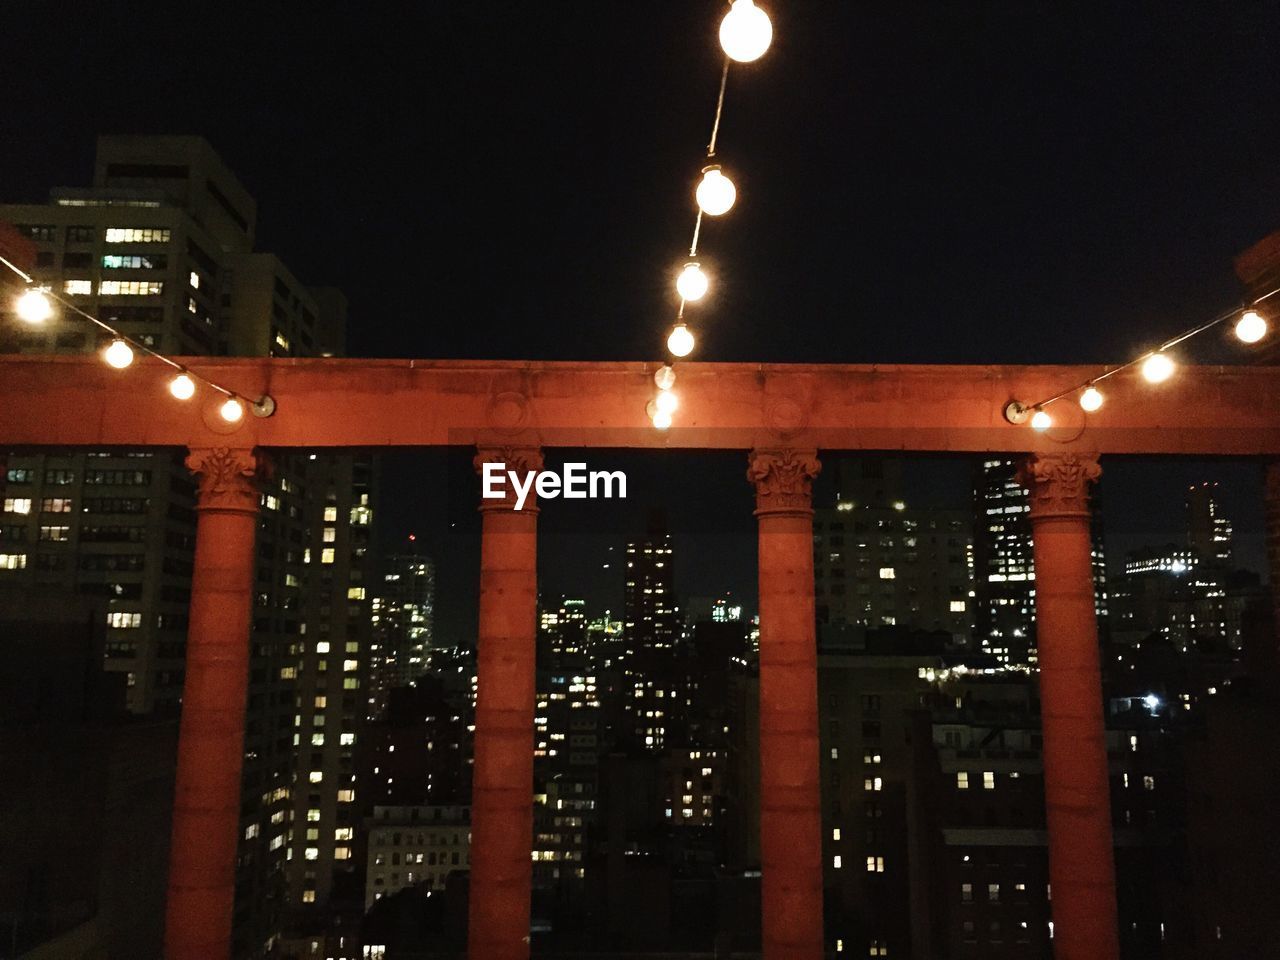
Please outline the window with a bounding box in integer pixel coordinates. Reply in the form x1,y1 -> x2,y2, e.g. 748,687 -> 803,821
102,254 -> 167,269
869,941 -> 888,957
0,554 -> 27,570
878,567 -> 896,579
833,855 -> 842,869
41,498 -> 73,513
189,271 -> 201,289
337,789 -> 356,803
304,847 -> 319,861
983,771 -> 996,790
987,883 -> 1000,902
64,279 -> 93,295
956,771 -> 969,790
864,777 -> 882,792
832,827 -> 841,841
323,527 -> 336,542
38,525 -> 70,541
323,506 -> 338,522
950,600 -> 967,612
3,498 -> 32,514
106,611 -> 142,628
961,882 -> 973,903
335,827 -> 354,841
98,280 -> 163,296
334,846 -> 351,860
308,771 -> 323,783
105,227 -> 171,243
321,548 -> 335,564
1143,775 -> 1155,791
866,856 -> 884,873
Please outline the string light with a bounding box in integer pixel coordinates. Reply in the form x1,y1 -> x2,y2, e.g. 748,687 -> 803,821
1141,352 -> 1175,383
1235,309 -> 1267,343
654,365 -> 676,391
655,389 -> 679,415
719,0 -> 773,63
15,288 -> 53,324
1079,385 -> 1104,412
169,372 -> 197,400
220,397 -> 246,423
2,256 -> 274,418
652,409 -> 673,430
696,166 -> 736,217
1006,291 -> 1276,428
676,262 -> 709,302
103,338 -> 135,370
1030,408 -> 1052,431
667,323 -> 695,358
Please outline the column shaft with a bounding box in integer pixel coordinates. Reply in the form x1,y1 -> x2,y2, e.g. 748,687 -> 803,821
165,448 -> 263,960
468,448 -> 541,960
1020,453 -> 1119,960
749,449 -> 824,960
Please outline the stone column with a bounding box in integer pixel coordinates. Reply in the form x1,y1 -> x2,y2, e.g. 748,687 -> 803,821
748,448 -> 824,960
165,447 -> 265,960
1265,462 -> 1280,667
1018,452 -> 1119,960
468,447 -> 542,960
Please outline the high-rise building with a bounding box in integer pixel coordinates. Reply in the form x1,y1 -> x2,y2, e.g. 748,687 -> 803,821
0,136 -> 371,952
368,554 -> 436,720
621,527 -> 682,752
971,459 -> 1108,666
1186,481 -> 1233,566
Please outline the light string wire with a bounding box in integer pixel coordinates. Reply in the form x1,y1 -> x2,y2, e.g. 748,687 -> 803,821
2,252 -> 262,408
1024,285 -> 1280,413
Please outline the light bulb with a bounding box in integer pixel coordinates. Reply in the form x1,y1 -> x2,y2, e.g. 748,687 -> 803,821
696,166 -> 736,216
103,338 -> 134,369
1079,386 -> 1104,412
1235,309 -> 1267,344
15,289 -> 53,324
655,390 -> 679,415
1030,409 -> 1052,431
1142,352 -> 1175,383
654,365 -> 676,391
652,409 -> 673,430
169,373 -> 196,400
676,262 -> 709,302
719,0 -> 773,62
667,323 -> 695,358
220,397 -> 245,423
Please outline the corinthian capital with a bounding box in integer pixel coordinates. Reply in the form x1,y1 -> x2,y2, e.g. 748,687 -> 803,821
185,447 -> 268,513
747,448 -> 821,517
1017,452 -> 1101,520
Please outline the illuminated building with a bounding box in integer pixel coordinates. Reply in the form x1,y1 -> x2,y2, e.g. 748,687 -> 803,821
368,555 -> 436,720
365,805 -> 471,908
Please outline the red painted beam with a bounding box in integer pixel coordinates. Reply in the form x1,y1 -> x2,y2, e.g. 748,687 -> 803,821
0,356 -> 1279,454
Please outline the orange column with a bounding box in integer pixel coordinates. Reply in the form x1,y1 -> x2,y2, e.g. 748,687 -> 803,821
1266,462 -> 1280,663
1019,453 -> 1119,960
165,447 -> 264,960
748,448 -> 824,960
468,447 -> 541,960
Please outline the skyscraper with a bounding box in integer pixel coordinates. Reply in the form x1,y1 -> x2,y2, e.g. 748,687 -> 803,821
368,554 -> 436,720
622,526 -> 682,752
0,136 -> 370,952
1186,481 -> 1233,566
971,459 -> 1108,666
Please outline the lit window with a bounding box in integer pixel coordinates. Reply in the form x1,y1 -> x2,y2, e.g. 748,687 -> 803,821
340,733 -> 356,746
864,777 -> 882,792
878,567 -> 895,579
832,827 -> 841,841
956,772 -> 969,790
304,847 -> 319,860
335,827 -> 354,841
348,586 -> 366,600
1143,775 -> 1155,791
334,846 -> 351,860
323,527 -> 336,543
105,227 -> 171,243
106,611 -> 142,629
866,856 -> 884,873
344,659 -> 358,672
323,506 -> 338,522
189,271 -> 200,289
306,809 -> 321,822
309,771 -> 323,783
38,525 -> 70,541
983,771 -> 996,790
64,279 -> 92,295
3,499 -> 32,514
950,600 -> 966,612
316,641 -> 330,654
833,855 -> 842,869
98,280 -> 163,296
302,890 -> 316,903
988,883 -> 1000,902
961,882 -> 973,902
337,790 -> 355,803
321,548 -> 335,564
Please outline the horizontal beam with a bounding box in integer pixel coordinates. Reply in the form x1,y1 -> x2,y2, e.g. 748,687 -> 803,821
1,356 -> 1279,455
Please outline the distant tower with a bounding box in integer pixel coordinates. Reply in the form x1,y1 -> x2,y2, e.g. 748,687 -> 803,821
972,459 -> 1108,666
368,554 -> 436,720
1186,482 -> 1233,566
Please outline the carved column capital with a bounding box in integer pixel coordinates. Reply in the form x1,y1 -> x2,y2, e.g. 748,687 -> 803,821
475,446 -> 544,513
748,448 -> 821,517
186,447 -> 268,513
1017,452 -> 1101,521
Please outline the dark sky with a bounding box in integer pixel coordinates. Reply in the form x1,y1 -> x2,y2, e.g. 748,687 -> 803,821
2,3 -> 1277,638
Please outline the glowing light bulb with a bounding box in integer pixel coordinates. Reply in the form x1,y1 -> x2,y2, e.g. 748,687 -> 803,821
220,397 -> 245,423
654,365 -> 676,391
1142,352 -> 1175,383
676,262 -> 708,302
169,373 -> 196,400
667,323 -> 695,358
655,390 -> 679,415
1030,409 -> 1052,431
15,289 -> 53,324
695,166 -> 736,216
1235,309 -> 1267,344
652,409 -> 673,430
103,338 -> 134,369
719,0 -> 773,62
1079,386 -> 1104,412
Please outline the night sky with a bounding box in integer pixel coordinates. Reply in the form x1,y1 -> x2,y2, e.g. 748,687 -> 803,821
2,3 -> 1277,640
